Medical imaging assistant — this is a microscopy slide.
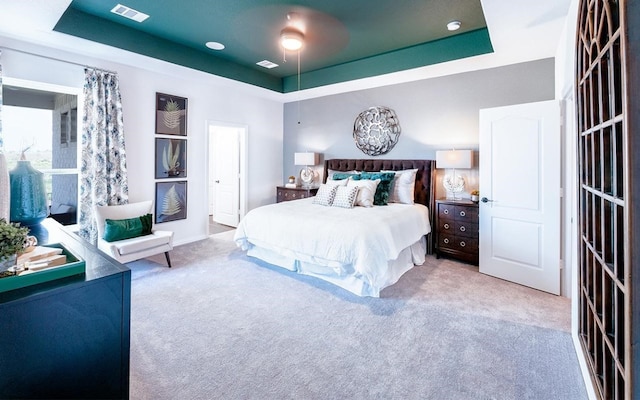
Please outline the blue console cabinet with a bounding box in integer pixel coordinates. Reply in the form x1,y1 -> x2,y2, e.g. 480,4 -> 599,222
0,219 -> 131,399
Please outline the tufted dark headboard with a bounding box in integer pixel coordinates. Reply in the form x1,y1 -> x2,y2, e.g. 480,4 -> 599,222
323,159 -> 436,254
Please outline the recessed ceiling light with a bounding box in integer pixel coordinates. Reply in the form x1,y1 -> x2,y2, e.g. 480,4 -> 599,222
256,60 -> 279,69
205,42 -> 225,50
447,21 -> 461,31
110,4 -> 149,23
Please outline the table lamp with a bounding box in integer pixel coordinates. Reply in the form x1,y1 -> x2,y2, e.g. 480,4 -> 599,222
294,152 -> 319,187
435,150 -> 472,200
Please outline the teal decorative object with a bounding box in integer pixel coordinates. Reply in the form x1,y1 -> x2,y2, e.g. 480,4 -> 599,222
9,160 -> 48,226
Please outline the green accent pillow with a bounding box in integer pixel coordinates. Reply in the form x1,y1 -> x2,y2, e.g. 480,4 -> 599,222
331,172 -> 360,180
103,213 -> 153,242
352,172 -> 396,205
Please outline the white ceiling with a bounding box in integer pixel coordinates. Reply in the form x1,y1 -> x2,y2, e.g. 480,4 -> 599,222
0,0 -> 573,103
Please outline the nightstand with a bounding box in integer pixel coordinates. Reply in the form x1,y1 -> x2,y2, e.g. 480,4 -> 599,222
276,186 -> 318,203
435,199 -> 479,265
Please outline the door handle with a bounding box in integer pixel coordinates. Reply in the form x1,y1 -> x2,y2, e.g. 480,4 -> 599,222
481,197 -> 494,203
215,180 -> 220,183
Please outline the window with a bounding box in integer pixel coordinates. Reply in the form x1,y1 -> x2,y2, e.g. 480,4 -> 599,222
59,107 -> 78,146
2,83 -> 79,225
60,111 -> 68,145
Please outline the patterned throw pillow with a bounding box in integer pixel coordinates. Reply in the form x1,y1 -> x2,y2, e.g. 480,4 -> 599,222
347,179 -> 379,207
352,172 -> 396,205
331,186 -> 359,208
312,184 -> 338,206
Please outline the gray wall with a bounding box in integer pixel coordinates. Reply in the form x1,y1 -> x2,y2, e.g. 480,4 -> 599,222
283,58 -> 555,186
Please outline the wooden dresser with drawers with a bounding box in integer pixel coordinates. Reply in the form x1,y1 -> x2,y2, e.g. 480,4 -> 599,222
435,199 -> 479,265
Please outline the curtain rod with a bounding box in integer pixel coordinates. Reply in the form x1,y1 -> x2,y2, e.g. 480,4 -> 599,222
0,46 -> 118,75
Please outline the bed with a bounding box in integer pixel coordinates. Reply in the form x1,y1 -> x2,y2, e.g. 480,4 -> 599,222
234,159 -> 436,297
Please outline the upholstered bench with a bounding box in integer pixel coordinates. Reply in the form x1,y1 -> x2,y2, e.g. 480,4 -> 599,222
94,200 -> 173,267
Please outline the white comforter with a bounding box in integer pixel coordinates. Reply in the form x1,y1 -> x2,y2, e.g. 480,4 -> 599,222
234,197 -> 431,291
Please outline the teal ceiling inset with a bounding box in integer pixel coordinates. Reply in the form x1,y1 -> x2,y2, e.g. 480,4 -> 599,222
53,0 -> 493,93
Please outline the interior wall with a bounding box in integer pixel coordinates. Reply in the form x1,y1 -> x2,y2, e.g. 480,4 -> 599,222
283,58 -> 555,199
555,0 -> 581,308
0,39 -> 283,246
554,0 -> 597,398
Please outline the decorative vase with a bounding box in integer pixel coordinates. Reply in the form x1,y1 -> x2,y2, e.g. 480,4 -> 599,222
9,160 -> 48,226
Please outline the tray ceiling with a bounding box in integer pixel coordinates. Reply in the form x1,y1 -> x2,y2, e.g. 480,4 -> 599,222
53,0 -> 493,93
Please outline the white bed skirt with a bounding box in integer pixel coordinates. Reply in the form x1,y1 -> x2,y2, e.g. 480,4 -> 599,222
246,236 -> 426,297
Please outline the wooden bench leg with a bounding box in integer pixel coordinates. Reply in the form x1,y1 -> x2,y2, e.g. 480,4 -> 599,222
164,252 -> 172,268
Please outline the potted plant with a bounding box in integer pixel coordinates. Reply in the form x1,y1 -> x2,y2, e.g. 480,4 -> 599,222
470,190 -> 480,202
0,219 -> 29,272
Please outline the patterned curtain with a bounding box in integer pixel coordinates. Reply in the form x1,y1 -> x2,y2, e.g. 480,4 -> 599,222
0,50 -> 10,221
78,68 -> 128,243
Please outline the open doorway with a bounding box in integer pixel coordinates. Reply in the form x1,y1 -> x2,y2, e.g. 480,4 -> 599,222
207,121 -> 247,236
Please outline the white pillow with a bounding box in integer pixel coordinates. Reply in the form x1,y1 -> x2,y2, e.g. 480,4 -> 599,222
347,179 -> 380,207
331,186 -> 359,208
312,184 -> 338,206
325,177 -> 349,186
382,169 -> 418,204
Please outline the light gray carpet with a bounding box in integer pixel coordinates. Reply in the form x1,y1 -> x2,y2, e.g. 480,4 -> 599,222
128,235 -> 587,400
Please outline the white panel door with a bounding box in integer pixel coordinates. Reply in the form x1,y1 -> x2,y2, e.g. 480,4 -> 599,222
479,100 -> 560,294
213,127 -> 240,227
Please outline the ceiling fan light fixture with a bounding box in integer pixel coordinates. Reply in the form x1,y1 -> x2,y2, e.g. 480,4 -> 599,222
280,28 -> 304,51
447,20 -> 462,31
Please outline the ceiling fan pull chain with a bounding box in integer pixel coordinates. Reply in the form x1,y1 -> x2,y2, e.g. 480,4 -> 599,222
297,50 -> 301,92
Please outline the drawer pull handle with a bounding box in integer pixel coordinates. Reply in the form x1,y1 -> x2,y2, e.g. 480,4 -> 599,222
443,209 -> 449,215
460,211 -> 466,217
443,238 -> 450,244
444,223 -> 450,229
460,241 -> 466,247
460,226 -> 466,232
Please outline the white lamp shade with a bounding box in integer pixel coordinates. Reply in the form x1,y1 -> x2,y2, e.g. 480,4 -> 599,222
435,150 -> 473,169
294,152 -> 318,166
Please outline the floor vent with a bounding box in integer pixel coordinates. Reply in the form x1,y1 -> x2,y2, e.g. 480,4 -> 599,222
110,4 -> 149,23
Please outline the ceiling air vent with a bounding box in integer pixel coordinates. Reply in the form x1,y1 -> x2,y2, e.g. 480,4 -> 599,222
110,4 -> 149,23
256,60 -> 279,69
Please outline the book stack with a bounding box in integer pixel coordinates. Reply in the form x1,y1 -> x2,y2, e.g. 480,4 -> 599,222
16,246 -> 67,274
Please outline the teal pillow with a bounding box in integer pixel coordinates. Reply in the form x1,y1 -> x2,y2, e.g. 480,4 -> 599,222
103,213 -> 153,242
353,172 -> 396,205
332,172 -> 360,180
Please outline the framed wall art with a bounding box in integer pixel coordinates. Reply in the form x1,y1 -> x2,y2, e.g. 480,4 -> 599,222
156,93 -> 187,136
155,138 -> 187,179
155,181 -> 187,223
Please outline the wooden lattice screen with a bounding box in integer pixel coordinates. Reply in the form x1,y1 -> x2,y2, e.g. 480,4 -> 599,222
575,0 -> 631,398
